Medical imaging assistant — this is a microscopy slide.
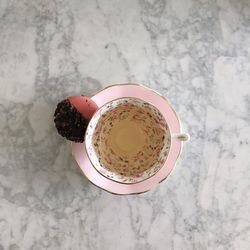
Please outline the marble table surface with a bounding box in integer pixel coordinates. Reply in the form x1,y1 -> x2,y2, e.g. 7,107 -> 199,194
0,0 -> 250,249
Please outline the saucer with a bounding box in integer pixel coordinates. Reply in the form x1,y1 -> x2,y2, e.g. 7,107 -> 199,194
72,83 -> 182,195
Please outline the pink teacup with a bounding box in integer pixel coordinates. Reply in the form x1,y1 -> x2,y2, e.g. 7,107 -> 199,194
72,83 -> 189,194
85,97 -> 172,183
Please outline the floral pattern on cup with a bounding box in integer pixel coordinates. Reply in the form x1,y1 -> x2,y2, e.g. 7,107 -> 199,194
85,98 -> 171,184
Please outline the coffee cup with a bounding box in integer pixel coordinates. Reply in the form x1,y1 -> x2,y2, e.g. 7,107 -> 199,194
85,97 -> 189,184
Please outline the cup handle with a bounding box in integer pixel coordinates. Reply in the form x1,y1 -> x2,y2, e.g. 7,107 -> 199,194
173,133 -> 190,141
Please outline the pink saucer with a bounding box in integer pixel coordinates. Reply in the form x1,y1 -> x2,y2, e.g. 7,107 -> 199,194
72,83 -> 184,195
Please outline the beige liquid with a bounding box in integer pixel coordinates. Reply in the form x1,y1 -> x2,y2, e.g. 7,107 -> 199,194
108,120 -> 146,157
92,103 -> 167,177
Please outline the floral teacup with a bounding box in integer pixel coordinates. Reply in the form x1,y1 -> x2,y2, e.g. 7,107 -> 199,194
85,97 -> 186,184
72,83 -> 189,194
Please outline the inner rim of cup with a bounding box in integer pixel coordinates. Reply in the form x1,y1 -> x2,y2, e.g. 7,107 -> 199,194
85,97 -> 171,184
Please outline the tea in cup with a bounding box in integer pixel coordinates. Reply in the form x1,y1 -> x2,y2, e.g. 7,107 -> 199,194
85,97 -> 171,183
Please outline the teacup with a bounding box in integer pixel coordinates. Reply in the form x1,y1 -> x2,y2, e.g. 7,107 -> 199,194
72,83 -> 189,194
85,97 -> 174,183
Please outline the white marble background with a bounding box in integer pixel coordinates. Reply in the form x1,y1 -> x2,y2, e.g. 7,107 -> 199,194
0,0 -> 250,249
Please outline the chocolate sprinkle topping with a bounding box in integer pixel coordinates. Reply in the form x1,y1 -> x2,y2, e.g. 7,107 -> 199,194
54,99 -> 88,142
